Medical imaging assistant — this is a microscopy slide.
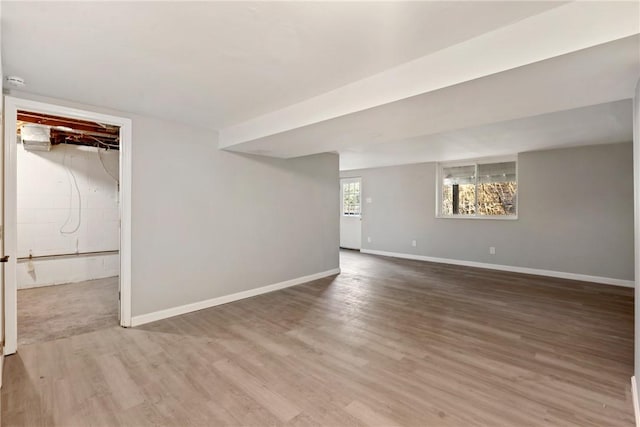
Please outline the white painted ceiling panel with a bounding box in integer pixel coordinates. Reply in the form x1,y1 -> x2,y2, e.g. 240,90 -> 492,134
340,100 -> 632,170
2,1 -> 637,170
1,1 -> 563,129
223,36 -> 639,162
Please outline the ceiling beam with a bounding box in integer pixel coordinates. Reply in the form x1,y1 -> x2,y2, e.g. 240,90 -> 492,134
219,1 -> 640,151
220,35 -> 639,159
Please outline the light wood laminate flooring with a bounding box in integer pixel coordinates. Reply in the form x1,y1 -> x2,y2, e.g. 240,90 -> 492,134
2,251 -> 634,426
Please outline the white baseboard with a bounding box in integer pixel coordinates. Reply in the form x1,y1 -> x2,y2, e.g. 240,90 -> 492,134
633,376 -> 639,426
131,268 -> 341,327
360,249 -> 634,287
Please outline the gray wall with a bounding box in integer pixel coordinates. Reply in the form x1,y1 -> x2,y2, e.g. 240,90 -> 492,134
342,142 -> 634,281
8,91 -> 340,317
132,117 -> 339,316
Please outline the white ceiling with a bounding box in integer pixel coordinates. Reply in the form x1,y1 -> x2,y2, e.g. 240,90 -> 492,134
340,100 -> 632,170
220,35 -> 639,157
2,1 -> 639,171
1,1 -> 563,129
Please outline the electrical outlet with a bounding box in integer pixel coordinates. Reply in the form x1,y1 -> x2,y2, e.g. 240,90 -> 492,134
411,240 -> 417,247
489,246 -> 496,255
367,236 -> 372,243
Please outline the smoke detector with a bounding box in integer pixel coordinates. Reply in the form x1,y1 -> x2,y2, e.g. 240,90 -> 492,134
6,76 -> 25,87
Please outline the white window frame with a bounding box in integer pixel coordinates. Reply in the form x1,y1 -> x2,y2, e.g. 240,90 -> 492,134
436,155 -> 518,220
341,177 -> 362,217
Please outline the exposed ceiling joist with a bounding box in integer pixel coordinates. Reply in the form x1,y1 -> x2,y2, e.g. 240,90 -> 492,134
17,111 -> 118,135
17,110 -> 120,150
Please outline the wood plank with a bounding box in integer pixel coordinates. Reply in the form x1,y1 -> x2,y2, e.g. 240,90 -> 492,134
1,250 -> 634,426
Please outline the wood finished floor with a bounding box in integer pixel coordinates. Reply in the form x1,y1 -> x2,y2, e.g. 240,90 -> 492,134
17,277 -> 119,346
2,250 -> 635,426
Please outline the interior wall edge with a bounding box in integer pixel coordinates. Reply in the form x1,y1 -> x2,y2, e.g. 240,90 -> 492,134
633,78 -> 640,378
361,249 -> 635,288
632,376 -> 639,427
130,267 -> 341,327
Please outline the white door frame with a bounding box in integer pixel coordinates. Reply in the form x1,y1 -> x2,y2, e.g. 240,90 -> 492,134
3,96 -> 133,354
340,176 -> 362,250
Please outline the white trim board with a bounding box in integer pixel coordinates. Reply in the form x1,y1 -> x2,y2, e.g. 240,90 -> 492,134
632,376 -> 639,427
131,268 -> 341,327
360,249 -> 634,287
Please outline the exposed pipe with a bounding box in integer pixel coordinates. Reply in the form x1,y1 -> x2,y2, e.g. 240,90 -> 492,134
17,250 -> 119,262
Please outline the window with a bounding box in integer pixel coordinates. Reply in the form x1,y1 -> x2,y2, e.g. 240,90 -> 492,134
341,178 -> 361,216
438,159 -> 517,218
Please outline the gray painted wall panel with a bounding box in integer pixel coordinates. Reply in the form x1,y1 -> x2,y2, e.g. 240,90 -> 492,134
342,142 -> 633,281
131,117 -> 340,316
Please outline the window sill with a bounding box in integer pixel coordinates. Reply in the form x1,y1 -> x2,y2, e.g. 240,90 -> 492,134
436,215 -> 518,221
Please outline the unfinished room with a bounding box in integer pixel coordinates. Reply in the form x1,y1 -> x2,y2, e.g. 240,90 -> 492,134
14,111 -> 121,346
0,1 -> 639,427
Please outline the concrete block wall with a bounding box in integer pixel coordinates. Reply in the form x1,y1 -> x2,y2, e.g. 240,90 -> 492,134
17,142 -> 120,288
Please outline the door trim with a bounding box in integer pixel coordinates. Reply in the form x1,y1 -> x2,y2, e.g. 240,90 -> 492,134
339,177 -> 362,250
3,96 -> 133,354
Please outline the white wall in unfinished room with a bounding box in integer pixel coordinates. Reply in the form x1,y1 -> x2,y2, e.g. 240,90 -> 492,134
16,142 -> 120,288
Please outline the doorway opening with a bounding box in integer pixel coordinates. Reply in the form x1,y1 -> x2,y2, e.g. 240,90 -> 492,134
16,111 -> 120,345
4,97 -> 133,354
340,177 -> 362,250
